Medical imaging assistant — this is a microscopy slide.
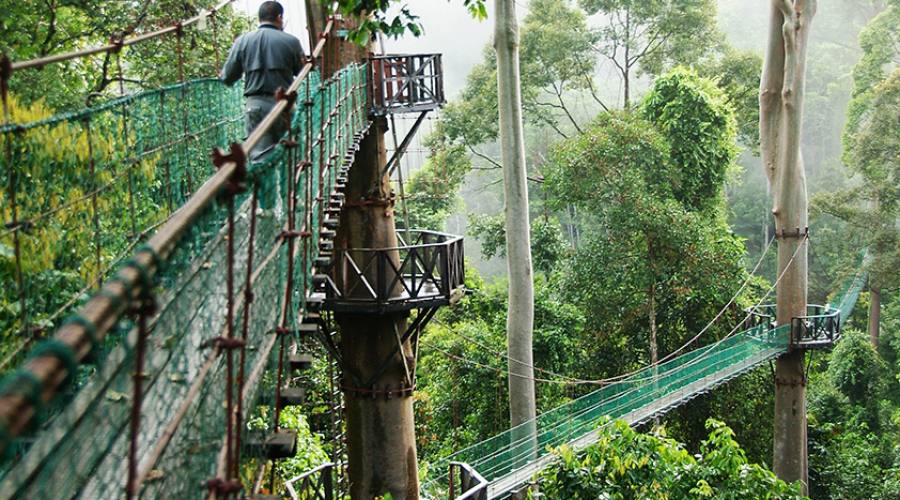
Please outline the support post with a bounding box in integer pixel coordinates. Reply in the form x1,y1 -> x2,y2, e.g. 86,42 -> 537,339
335,117 -> 419,499
759,0 -> 816,493
306,3 -> 419,496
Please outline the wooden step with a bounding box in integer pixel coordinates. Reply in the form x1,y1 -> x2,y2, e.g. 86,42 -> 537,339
264,430 -> 297,459
315,256 -> 332,269
296,323 -> 319,337
306,292 -> 325,311
278,387 -> 306,408
303,312 -> 323,325
290,353 -> 314,371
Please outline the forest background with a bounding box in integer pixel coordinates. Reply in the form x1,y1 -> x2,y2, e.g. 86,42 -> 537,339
0,0 -> 897,497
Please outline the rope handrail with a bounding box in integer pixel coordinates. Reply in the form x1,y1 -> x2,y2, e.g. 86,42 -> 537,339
0,15 -> 338,458
3,1 -> 235,73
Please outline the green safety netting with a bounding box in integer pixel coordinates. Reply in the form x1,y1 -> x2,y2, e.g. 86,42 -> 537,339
0,78 -> 243,368
0,62 -> 368,499
423,273 -> 866,496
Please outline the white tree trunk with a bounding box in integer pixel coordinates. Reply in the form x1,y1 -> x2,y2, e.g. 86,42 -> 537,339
494,0 -> 537,442
759,0 -> 816,493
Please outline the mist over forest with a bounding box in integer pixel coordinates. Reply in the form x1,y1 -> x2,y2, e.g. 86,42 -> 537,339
0,0 -> 896,498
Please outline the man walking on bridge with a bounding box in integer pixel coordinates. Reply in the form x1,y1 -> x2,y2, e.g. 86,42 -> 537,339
222,1 -> 305,162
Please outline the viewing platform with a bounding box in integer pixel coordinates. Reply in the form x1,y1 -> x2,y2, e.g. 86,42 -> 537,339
370,54 -> 446,115
312,230 -> 465,314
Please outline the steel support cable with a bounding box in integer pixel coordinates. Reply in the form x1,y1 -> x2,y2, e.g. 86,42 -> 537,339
4,1 -> 236,73
431,238 -> 808,474
0,16 -> 337,458
436,235 -> 777,386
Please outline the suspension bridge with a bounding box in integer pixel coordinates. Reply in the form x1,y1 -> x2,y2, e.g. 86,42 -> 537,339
0,4 -> 864,500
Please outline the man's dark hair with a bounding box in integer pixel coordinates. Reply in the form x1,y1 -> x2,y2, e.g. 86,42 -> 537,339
258,1 -> 284,23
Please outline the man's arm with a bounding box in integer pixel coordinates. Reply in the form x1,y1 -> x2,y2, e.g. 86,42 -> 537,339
291,38 -> 305,76
221,38 -> 243,86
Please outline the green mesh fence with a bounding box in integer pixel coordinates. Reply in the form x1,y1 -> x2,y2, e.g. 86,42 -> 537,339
423,274 -> 867,496
832,270 -> 866,323
0,62 -> 368,498
0,79 -> 243,370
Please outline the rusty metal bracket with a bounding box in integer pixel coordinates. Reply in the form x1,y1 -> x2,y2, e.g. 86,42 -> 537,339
280,230 -> 311,240
211,142 -> 247,195
774,227 -> 809,239
340,381 -> 415,400
774,375 -> 807,387
109,37 -> 125,53
344,193 -> 395,209
275,86 -> 297,107
205,478 -> 242,495
201,337 -> 246,350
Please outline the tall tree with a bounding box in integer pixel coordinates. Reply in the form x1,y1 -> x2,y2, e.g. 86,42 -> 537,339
494,0 -> 537,443
759,0 -> 817,492
578,0 -> 721,108
546,68 -> 743,384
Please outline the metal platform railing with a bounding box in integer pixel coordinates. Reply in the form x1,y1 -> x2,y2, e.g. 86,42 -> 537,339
370,54 -> 446,115
745,303 -> 841,349
316,229 -> 464,313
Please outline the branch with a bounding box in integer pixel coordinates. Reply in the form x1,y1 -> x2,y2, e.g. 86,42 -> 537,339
552,81 -> 584,134
39,0 -> 58,57
466,144 -> 503,169
584,76 -> 611,112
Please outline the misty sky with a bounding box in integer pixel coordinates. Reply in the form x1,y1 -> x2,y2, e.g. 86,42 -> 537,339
234,1 -> 773,98
235,1 -> 507,97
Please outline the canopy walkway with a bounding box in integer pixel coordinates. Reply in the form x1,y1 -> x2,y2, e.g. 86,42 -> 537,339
0,5 -> 868,499
0,9 -> 458,498
436,271 -> 865,499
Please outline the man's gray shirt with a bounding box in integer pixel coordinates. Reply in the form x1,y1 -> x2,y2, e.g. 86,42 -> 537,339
222,24 -> 305,96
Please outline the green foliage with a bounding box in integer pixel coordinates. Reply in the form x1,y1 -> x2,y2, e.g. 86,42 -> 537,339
403,124 -> 472,230
808,302 -> 900,499
578,0 -> 722,107
695,47 -> 763,151
336,0 -> 487,44
828,328 -> 887,405
814,3 -> 900,299
468,213 -> 566,274
640,67 -> 738,212
538,419 -> 803,498
416,267 -> 585,460
0,1 -> 251,110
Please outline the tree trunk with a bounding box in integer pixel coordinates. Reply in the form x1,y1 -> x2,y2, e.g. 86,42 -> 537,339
869,279 -> 880,348
335,118 -> 419,499
623,8 -> 631,109
868,196 -> 880,347
312,9 -> 418,498
494,0 -> 537,446
759,0 -> 816,494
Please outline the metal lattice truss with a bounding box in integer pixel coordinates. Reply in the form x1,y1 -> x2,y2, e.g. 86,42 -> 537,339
370,54 -> 446,115
745,303 -> 842,349
318,230 -> 465,314
285,462 -> 336,500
